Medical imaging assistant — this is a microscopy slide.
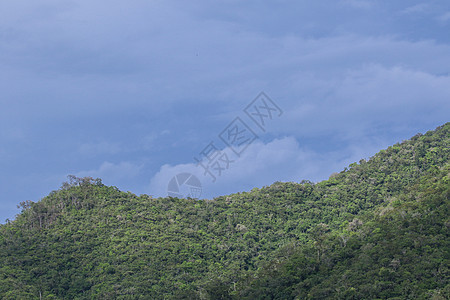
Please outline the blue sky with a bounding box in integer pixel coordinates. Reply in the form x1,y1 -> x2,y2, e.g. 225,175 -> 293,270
1,0 -> 449,222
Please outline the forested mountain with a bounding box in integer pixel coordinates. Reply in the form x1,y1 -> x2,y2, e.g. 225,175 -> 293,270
0,123 -> 448,299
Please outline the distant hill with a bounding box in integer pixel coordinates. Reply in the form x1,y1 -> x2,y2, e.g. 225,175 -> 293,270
0,123 -> 448,299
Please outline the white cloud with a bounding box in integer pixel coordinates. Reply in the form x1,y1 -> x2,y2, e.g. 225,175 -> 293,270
149,137 -> 309,199
148,136 -> 384,199
149,162 -> 202,198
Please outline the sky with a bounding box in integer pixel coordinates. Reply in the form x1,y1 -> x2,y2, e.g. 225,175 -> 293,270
1,0 -> 449,222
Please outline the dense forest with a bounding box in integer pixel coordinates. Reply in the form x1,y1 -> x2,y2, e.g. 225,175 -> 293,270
0,123 -> 448,299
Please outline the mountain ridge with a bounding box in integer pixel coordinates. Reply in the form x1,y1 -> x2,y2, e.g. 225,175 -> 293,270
0,122 -> 448,299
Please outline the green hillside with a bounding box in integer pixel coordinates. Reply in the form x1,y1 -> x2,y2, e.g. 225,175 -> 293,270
0,123 -> 448,299
236,163 -> 449,299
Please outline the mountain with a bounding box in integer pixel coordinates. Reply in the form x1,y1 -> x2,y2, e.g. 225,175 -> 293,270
0,123 -> 448,299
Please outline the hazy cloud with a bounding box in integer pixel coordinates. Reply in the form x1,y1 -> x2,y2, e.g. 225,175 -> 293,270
149,136 -> 386,199
76,161 -> 143,183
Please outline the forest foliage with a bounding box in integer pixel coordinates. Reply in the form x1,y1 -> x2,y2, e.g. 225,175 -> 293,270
0,123 -> 448,299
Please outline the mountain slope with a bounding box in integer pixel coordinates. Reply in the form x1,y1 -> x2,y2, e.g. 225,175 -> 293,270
0,123 -> 448,299
236,165 -> 449,299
